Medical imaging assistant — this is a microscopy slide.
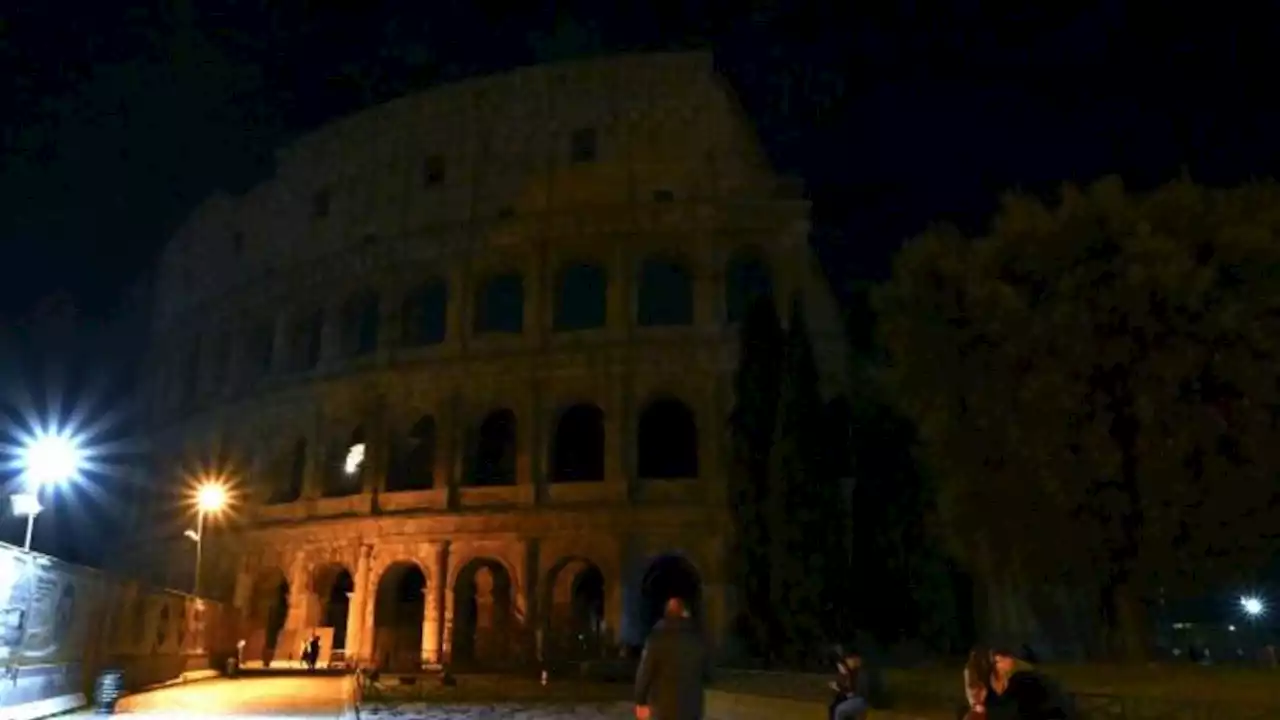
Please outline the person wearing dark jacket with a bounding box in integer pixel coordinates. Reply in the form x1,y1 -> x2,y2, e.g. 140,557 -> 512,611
635,597 -> 710,720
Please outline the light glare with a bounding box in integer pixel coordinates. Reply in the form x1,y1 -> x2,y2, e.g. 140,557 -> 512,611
20,431 -> 83,488
344,442 -> 366,475
195,482 -> 228,513
1241,596 -> 1265,618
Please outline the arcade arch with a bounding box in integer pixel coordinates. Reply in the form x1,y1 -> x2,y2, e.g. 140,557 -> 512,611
373,561 -> 428,672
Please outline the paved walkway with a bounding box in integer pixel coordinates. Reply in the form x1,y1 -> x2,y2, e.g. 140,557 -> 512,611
67,674 -> 350,717
361,702 -> 631,719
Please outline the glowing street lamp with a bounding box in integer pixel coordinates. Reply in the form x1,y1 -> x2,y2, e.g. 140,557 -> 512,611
1241,596 -> 1266,619
11,430 -> 83,551
186,479 -> 229,596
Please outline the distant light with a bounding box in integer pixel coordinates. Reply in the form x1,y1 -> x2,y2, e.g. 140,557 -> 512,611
10,493 -> 42,518
344,443 -> 366,475
184,529 -> 200,542
1241,596 -> 1265,618
195,482 -> 228,513
20,431 -> 83,488
1229,625 -> 1237,632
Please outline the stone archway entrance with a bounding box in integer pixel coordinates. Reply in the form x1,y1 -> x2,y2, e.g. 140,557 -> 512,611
452,558 -> 513,668
373,562 -> 427,672
315,565 -> 354,653
639,555 -> 702,640
545,559 -> 606,662
249,569 -> 290,664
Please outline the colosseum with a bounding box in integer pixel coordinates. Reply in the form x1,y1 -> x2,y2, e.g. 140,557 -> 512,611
130,51 -> 847,670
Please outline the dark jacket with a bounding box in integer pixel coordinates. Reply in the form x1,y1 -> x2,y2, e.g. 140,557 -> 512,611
985,671 -> 1072,720
635,616 -> 710,720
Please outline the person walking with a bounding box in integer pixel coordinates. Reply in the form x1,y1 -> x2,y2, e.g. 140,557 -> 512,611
634,597 -> 710,720
829,649 -> 871,720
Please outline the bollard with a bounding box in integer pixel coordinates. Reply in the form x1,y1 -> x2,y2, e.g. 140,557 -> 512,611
225,657 -> 239,678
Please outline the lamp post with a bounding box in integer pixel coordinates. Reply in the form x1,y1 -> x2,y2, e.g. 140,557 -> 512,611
186,481 -> 228,596
12,431 -> 83,551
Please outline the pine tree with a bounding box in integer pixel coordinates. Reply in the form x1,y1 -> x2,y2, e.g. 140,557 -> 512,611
727,295 -> 784,661
770,298 -> 841,662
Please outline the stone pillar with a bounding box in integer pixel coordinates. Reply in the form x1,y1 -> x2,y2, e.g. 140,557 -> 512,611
473,568 -> 495,663
693,248 -> 717,329
420,585 -> 437,665
345,545 -> 372,662
436,543 -> 452,663
604,573 -> 624,650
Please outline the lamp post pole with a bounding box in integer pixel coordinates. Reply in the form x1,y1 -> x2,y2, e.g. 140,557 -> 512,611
194,509 -> 206,596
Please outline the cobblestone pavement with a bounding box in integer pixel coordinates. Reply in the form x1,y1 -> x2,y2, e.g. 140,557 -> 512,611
361,701 -> 632,719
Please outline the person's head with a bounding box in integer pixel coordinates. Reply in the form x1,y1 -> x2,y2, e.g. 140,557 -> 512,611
663,596 -> 690,619
843,650 -> 863,669
991,647 -> 1017,676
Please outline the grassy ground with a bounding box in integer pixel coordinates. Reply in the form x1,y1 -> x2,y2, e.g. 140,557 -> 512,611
712,663 -> 1280,713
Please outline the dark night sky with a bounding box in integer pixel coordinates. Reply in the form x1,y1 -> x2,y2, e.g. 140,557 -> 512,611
1,1 -> 1278,320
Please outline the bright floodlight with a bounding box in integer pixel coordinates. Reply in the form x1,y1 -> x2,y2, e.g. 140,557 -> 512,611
344,442 -> 366,475
195,482 -> 228,513
20,431 -> 82,488
1241,596 -> 1265,618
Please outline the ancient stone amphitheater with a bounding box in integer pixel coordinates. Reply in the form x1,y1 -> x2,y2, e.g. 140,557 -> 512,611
132,51 -> 846,670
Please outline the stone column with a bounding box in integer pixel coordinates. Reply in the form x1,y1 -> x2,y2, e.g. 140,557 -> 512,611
603,572 -> 625,650
420,585 -> 438,665
232,569 -> 253,613
436,543 -> 452,663
473,568 -> 495,663
345,545 -> 372,663
693,246 -> 718,329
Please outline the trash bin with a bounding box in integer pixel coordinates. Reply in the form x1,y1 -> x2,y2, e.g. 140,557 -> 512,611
94,669 -> 125,714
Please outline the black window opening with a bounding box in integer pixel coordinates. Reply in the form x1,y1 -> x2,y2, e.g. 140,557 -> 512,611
326,426 -> 367,497
570,127 -> 597,163
554,263 -> 607,331
637,258 -> 694,327
388,415 -> 437,492
343,292 -> 380,356
269,438 -> 308,504
401,281 -> 448,347
637,398 -> 699,479
725,254 -> 774,324
468,409 -> 517,487
475,274 -> 525,334
551,404 -> 605,482
422,155 -> 446,187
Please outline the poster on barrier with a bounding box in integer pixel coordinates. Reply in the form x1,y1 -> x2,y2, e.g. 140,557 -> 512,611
0,544 -> 90,720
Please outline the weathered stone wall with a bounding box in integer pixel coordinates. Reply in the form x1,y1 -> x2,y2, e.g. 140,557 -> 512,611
0,541 -> 237,720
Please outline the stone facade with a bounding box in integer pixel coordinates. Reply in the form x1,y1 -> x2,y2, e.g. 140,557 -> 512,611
129,52 -> 846,669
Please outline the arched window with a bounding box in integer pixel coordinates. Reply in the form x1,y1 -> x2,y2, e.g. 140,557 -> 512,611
342,290 -> 380,356
554,263 -> 607,331
637,257 -> 693,327
469,409 -> 517,486
401,279 -> 448,347
474,273 -> 524,334
725,251 -> 774,323
388,415 -> 436,492
637,398 -> 698,479
551,404 -> 605,482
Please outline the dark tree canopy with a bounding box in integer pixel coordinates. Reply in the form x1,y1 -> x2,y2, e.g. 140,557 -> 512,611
876,176 -> 1280,656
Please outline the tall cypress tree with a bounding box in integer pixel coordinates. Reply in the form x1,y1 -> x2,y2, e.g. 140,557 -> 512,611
770,298 -> 841,662
727,295 -> 784,661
